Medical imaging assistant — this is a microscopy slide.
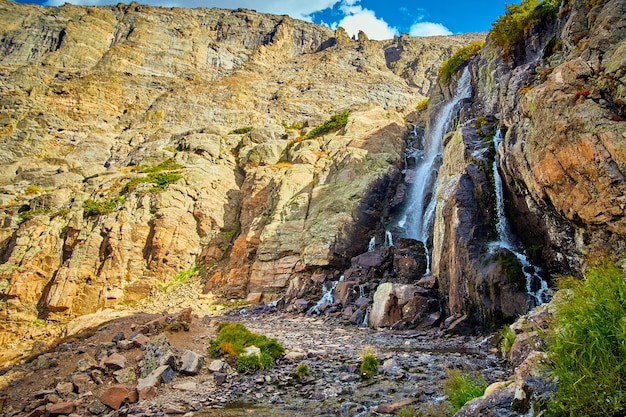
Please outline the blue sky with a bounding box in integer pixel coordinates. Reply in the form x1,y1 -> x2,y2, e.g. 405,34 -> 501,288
12,0 -> 516,40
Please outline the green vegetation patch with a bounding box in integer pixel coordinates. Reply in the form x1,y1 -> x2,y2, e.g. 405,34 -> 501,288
209,322 -> 284,373
83,196 -> 125,217
136,157 -> 183,173
305,110 -> 349,139
229,126 -> 253,135
360,347 -> 379,379
443,369 -> 487,414
124,158 -> 183,193
438,40 -> 484,83
546,260 -> 626,417
490,0 -> 560,58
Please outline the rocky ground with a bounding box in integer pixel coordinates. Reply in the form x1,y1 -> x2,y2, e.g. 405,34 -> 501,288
0,300 -> 511,417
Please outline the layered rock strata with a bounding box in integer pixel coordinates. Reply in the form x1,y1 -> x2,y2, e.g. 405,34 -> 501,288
0,0 -> 483,357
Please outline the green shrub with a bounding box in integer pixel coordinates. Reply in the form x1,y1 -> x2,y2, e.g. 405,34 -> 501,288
443,369 -> 487,413
416,98 -> 429,111
490,0 -> 560,58
497,325 -> 516,359
137,157 -> 182,173
305,110 -> 349,139
546,260 -> 626,417
229,126 -> 253,135
209,322 -> 284,373
295,363 -> 310,379
18,207 -> 51,223
82,196 -> 125,217
438,40 -> 484,83
24,185 -> 42,195
124,172 -> 182,193
360,347 -> 379,379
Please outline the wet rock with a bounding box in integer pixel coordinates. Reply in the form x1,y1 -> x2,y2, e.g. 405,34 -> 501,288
293,299 -> 309,311
179,350 -> 204,375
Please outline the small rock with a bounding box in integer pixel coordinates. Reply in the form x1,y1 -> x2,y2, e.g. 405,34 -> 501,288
246,292 -> 264,304
113,367 -> 137,384
99,384 -> 137,410
55,381 -> 74,396
293,299 -> 309,311
242,345 -> 260,358
180,350 -> 204,375
376,398 -> 415,414
75,355 -> 98,372
177,307 -> 193,324
87,400 -> 108,415
163,403 -> 187,414
70,373 -> 93,394
208,359 -> 226,372
112,331 -> 125,343
130,333 -> 150,348
213,372 -> 227,385
103,353 -> 127,370
284,351 -> 306,362
173,381 -> 197,391
117,340 -> 135,350
45,401 -> 75,416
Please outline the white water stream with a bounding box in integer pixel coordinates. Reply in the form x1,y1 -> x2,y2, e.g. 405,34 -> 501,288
492,130 -> 550,306
398,67 -> 473,250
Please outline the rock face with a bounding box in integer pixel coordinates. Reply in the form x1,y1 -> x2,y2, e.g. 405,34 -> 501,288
0,0 -> 483,357
428,0 -> 626,329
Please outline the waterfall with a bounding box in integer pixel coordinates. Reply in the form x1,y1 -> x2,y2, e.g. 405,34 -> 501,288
399,67 -> 473,247
384,230 -> 394,247
308,280 -> 338,314
492,130 -> 550,306
368,236 -> 376,252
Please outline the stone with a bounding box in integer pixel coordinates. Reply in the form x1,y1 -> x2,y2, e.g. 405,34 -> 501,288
117,340 -> 135,350
213,372 -> 227,385
173,381 -> 198,391
130,333 -> 150,348
376,398 -> 415,414
246,292 -> 264,304
242,346 -> 261,358
98,385 -> 136,410
136,365 -> 172,399
284,351 -> 306,362
75,355 -> 98,372
113,367 -> 137,384
179,350 -> 204,375
45,402 -> 75,416
87,400 -> 108,415
70,373 -> 93,394
103,352 -> 127,370
55,381 -> 74,396
369,283 -> 402,327
208,359 -> 226,372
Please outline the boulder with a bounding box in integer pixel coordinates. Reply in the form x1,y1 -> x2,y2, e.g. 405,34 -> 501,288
99,384 -> 137,410
369,283 -> 401,327
179,350 -> 204,375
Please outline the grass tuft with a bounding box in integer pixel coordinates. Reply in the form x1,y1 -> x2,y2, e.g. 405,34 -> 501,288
305,110 -> 349,139
360,346 -> 379,379
209,322 -> 284,373
443,368 -> 487,413
546,260 -> 626,416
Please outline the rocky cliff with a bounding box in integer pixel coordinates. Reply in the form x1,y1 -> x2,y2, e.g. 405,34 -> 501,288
0,0 -> 484,360
429,0 -> 625,329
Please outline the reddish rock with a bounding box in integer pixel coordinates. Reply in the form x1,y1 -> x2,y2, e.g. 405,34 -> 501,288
335,281 -> 358,306
138,385 -> 158,401
246,292 -> 264,304
71,373 -> 93,394
131,333 -> 150,348
103,352 -> 127,370
176,307 -> 193,323
99,384 -> 137,410
45,401 -> 75,416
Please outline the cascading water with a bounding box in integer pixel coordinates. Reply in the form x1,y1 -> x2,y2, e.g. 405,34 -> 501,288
492,130 -> 550,306
398,67 -> 473,265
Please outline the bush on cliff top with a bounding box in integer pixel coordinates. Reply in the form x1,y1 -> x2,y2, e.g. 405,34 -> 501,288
438,41 -> 484,84
490,0 -> 560,58
546,260 -> 626,416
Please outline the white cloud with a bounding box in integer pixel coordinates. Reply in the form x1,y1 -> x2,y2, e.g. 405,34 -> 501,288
409,21 -> 452,37
335,9 -> 397,40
